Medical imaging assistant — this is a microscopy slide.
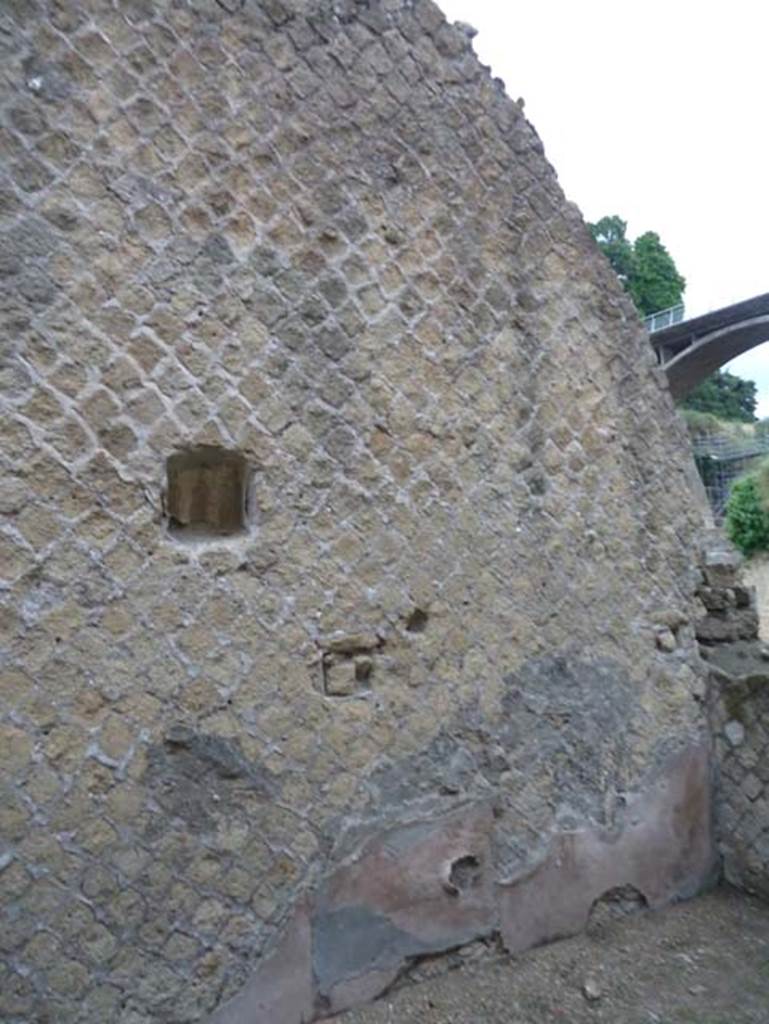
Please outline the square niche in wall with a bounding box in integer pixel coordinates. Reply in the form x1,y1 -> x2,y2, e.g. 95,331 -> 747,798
166,447 -> 250,539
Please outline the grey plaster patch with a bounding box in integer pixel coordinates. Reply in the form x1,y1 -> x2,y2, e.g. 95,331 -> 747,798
498,655 -> 641,823
312,905 -> 428,993
368,656 -> 642,828
145,728 -> 277,831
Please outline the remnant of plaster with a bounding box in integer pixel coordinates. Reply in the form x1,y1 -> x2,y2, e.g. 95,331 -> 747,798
210,744 -> 713,1023
498,743 -> 715,954
208,900 -> 313,1024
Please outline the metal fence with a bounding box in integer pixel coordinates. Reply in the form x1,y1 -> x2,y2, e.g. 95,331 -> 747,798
644,303 -> 685,334
690,431 -> 769,519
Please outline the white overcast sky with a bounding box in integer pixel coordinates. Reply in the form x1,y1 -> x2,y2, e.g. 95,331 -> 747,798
438,0 -> 769,414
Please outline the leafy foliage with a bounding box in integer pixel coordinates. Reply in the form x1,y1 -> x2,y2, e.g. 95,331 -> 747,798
725,472 -> 769,556
627,232 -> 686,316
588,216 -> 685,316
588,215 -> 635,285
683,370 -> 757,423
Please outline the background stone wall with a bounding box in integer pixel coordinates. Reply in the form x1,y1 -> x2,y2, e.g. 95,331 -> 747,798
1,2 -> 712,1021
711,672 -> 769,899
701,543 -> 769,901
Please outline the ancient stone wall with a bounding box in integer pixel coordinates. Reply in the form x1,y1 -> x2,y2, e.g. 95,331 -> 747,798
701,544 -> 769,901
711,672 -> 769,899
1,2 -> 714,1022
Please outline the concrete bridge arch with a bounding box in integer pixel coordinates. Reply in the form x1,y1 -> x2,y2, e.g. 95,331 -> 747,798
651,292 -> 769,400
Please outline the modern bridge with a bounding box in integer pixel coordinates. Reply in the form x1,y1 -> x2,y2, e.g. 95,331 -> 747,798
647,292 -> 769,400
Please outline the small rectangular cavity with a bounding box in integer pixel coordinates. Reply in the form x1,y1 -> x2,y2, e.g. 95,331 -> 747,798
166,447 -> 249,538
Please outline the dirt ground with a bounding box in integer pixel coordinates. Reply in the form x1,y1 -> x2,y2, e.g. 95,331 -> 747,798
338,887 -> 769,1024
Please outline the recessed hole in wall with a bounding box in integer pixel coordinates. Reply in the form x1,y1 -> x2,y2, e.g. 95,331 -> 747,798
588,884 -> 648,934
405,607 -> 429,633
322,653 -> 375,697
354,656 -> 372,682
445,854 -> 482,895
166,447 -> 249,539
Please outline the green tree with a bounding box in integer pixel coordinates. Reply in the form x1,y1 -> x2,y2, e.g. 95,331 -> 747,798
682,369 -> 757,422
588,215 -> 635,284
628,231 -> 686,316
588,216 -> 686,316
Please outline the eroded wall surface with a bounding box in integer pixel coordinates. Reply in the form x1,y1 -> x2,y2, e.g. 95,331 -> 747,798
0,2 -> 713,1021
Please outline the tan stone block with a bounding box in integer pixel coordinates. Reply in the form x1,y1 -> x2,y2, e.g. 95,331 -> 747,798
215,818 -> 250,853
16,505 -> 62,549
103,542 -> 147,581
97,716 -> 135,761
16,833 -> 71,880
240,836 -> 272,875
79,922 -> 118,963
139,917 -> 175,946
44,724 -> 87,768
0,964 -> 36,1017
74,817 -> 117,856
201,710 -> 243,736
164,931 -> 200,961
179,677 -> 220,715
221,867 -> 254,902
323,657 -> 358,696
116,691 -> 161,727
21,766 -> 62,807
46,959 -> 90,997
0,725 -> 33,771
101,603 -> 134,637
0,914 -> 36,954
22,386 -> 65,424
41,601 -> 87,642
102,888 -> 146,933
105,783 -> 143,823
192,898 -> 228,933
23,931 -> 61,968
0,861 -> 32,900
77,984 -> 122,1020
24,878 -> 66,920
0,534 -> 34,582
80,865 -> 118,900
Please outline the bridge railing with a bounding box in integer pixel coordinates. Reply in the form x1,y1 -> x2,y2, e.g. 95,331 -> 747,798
644,303 -> 685,334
